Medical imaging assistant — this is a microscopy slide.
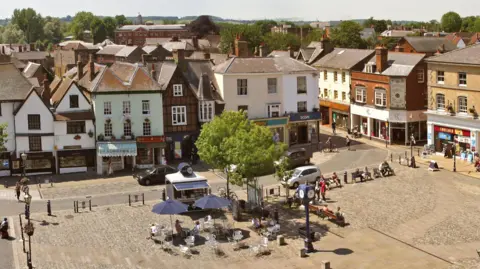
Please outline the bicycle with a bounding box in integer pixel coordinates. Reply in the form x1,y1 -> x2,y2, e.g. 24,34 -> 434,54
217,187 -> 238,200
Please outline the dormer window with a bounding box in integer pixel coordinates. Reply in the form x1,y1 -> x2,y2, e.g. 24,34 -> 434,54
366,63 -> 376,74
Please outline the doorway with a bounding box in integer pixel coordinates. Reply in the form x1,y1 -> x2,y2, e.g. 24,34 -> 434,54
298,125 -> 308,144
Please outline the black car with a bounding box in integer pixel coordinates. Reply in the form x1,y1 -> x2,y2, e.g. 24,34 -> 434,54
134,165 -> 177,186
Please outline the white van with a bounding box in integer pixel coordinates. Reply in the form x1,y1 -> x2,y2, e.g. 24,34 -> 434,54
165,163 -> 210,204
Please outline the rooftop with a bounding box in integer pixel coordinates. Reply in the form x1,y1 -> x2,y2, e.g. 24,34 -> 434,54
214,57 -> 317,74
312,48 -> 375,70
0,63 -> 34,100
426,43 -> 480,65
117,24 -> 187,31
23,62 -> 42,78
96,45 -> 126,56
403,36 -> 457,53
115,46 -> 142,58
12,51 -> 49,61
364,52 -> 425,76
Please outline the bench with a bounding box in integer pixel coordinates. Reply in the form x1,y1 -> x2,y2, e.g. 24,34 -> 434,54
351,171 -> 364,183
373,168 -> 382,178
381,167 -> 395,177
317,210 -> 346,227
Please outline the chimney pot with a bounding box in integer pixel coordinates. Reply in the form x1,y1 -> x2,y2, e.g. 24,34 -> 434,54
375,46 -> 388,73
42,74 -> 51,106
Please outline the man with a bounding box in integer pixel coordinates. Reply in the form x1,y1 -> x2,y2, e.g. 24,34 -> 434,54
331,121 -> 336,135
346,135 -> 351,150
15,181 -> 21,201
320,179 -> 327,202
0,218 -> 8,239
325,137 -> 333,152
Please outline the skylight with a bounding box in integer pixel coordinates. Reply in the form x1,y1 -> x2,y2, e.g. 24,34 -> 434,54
338,50 -> 345,55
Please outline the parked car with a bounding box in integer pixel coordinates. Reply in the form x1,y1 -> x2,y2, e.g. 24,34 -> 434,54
134,165 -> 178,186
274,148 -> 311,169
282,165 -> 321,188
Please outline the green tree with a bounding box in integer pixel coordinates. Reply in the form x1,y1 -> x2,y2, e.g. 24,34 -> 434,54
274,157 -> 294,198
254,20 -> 278,36
441,11 -> 462,32
0,123 -> 8,151
163,19 -> 178,25
90,17 -> 107,44
43,18 -> 63,43
263,32 -> 301,51
427,20 -> 440,32
363,17 -> 388,33
473,17 -> 480,32
330,21 -> 366,49
70,11 -> 95,40
461,16 -> 477,32
1,23 -> 25,44
11,8 -> 44,43
219,24 -> 263,54
115,15 -> 130,27
303,29 -> 324,45
102,17 -> 117,39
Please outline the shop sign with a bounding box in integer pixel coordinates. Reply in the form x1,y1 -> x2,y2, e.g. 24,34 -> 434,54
64,145 -> 82,150
254,118 -> 288,126
458,136 -> 471,143
136,136 -> 165,143
254,121 -> 267,126
289,112 -> 321,122
434,126 -> 470,136
438,132 -> 452,140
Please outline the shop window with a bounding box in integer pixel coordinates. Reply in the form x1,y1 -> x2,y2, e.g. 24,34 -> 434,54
436,71 -> 444,84
66,121 -> 86,134
172,106 -> 187,125
123,122 -> 132,136
60,156 -> 86,168
199,101 -> 214,122
268,104 -> 280,118
334,90 -> 338,100
28,114 -> 41,130
374,88 -> 387,107
297,101 -> 307,112
297,76 -> 307,94
458,96 -> 467,113
142,100 -> 150,115
342,92 -> 346,101
267,78 -> 277,94
417,69 -> 424,83
173,84 -> 183,96
436,94 -> 445,110
341,72 -> 346,83
104,122 -> 112,137
104,101 -> 111,115
238,105 -> 248,117
137,148 -> 152,165
458,72 -> 467,86
323,70 -> 327,81
28,136 -> 42,151
143,122 -> 151,136
355,87 -> 366,103
69,95 -> 79,108
333,71 -> 338,82
25,159 -> 51,169
122,101 -> 131,114
237,79 -> 247,95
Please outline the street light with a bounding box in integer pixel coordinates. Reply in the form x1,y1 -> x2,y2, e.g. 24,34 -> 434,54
24,193 -> 33,269
21,152 -> 27,177
453,143 -> 457,172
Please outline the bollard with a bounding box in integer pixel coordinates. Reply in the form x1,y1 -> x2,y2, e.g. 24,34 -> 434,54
417,148 -> 420,157
398,155 -> 401,164
162,189 -> 166,201
47,200 -> 52,216
390,153 -> 393,162
74,201 -> 77,213
89,200 -> 92,211
25,205 -> 30,220
134,194 -> 139,202
19,214 -> 25,253
81,201 -> 86,209
142,193 -> 145,205
405,151 -> 407,160
343,171 -> 347,184
128,195 -> 131,206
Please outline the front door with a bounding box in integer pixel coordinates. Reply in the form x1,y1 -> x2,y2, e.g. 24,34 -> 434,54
298,126 -> 309,144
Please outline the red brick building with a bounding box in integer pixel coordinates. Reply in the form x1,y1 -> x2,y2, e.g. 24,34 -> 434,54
115,25 -> 189,46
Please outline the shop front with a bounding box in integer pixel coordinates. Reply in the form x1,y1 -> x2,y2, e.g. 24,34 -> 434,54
165,131 -> 199,164
12,151 -> 55,175
320,100 -> 350,130
432,125 -> 471,153
0,152 -> 11,177
136,136 -> 166,169
56,147 -> 96,174
288,112 -> 321,146
96,141 -> 137,175
253,117 -> 289,144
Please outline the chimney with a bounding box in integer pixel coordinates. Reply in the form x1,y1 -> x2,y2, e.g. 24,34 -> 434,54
42,74 -> 51,106
203,51 -> 210,60
172,49 -> 185,63
77,55 -> 83,80
324,26 -> 331,38
394,44 -> 404,52
320,34 -> 333,53
19,46 -> 23,52
234,34 -> 249,57
288,46 -> 294,58
375,46 -> 388,73
259,43 -> 265,57
192,36 -> 199,49
89,54 -> 95,81
151,63 -> 156,79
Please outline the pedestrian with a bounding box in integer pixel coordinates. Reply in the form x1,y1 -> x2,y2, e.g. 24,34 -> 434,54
320,179 -> 327,202
314,178 -> 321,201
149,224 -> 158,239
15,181 -> 21,201
107,158 -> 113,177
332,121 -> 336,135
0,217 -> 9,239
22,184 -> 29,195
346,135 -> 351,150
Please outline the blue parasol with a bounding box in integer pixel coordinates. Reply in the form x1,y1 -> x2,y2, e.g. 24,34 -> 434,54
193,194 -> 231,209
152,199 -> 188,233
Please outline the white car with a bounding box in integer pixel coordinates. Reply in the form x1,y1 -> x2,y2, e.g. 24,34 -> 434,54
282,165 -> 321,188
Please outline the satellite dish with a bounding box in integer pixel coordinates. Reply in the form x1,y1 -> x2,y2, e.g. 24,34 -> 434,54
178,162 -> 194,176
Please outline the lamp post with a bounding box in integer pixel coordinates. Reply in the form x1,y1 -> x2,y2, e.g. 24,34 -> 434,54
21,152 -> 27,177
453,143 -> 457,172
24,193 -> 33,269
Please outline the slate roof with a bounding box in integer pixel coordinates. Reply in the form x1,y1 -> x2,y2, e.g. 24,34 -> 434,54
296,48 -> 316,62
307,41 -> 322,48
115,46 -> 143,58
267,50 -> 291,58
23,62 -> 41,78
307,47 -> 325,64
12,51 -> 48,61
117,24 -> 186,31
213,57 -> 317,74
26,78 -> 40,87
55,111 -> 95,121
365,52 -> 425,76
149,61 -> 177,90
426,43 -> 480,65
186,51 -> 229,65
93,62 -> 161,93
0,63 -> 34,100
96,39 -> 116,47
182,60 -> 223,103
60,41 -> 98,50
312,48 -> 375,69
403,37 -> 457,53
162,41 -> 195,52
96,45 -> 126,55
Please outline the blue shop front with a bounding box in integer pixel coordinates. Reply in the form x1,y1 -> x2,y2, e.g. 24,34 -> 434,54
288,112 -> 321,146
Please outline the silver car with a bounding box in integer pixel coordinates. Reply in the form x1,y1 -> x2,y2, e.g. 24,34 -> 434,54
282,165 -> 321,188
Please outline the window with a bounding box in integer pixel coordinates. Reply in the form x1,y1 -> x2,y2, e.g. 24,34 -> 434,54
0,103 -> 2,116
28,136 -> 41,151
143,122 -> 151,136
436,93 -> 445,110
366,63 -> 376,73
297,76 -> 307,94
237,79 -> 247,95
122,101 -> 131,114
417,69 -> 424,83
334,90 -> 338,100
342,92 -> 346,101
323,70 -> 327,81
69,95 -> 79,108
355,87 -> 366,103
172,106 -> 187,125
323,88 -> 328,98
199,102 -> 214,122
458,96 -> 467,113
123,122 -> 132,136
268,104 -> 280,118
341,72 -> 346,83
436,71 -> 444,84
459,72 -> 467,86
27,114 -> 41,130
374,89 -> 387,107
66,121 -> 86,134
173,84 -> 183,96
238,105 -> 248,117
104,122 -> 112,137
333,71 -> 338,82
297,101 -> 307,112
104,101 -> 111,115
142,100 -> 150,115
267,78 -> 277,94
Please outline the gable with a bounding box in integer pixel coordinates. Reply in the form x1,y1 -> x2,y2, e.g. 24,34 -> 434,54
129,68 -> 159,91
96,69 -> 128,92
56,83 -> 92,112
15,89 -> 53,119
165,67 -> 195,98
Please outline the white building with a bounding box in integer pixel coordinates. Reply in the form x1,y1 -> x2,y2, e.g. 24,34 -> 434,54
0,63 -> 33,176
214,56 -> 320,146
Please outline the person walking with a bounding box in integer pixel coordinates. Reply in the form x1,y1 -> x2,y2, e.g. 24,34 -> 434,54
314,178 -> 321,201
15,181 -> 21,201
320,179 -> 327,202
346,135 -> 351,151
331,122 -> 336,135
107,158 -> 113,177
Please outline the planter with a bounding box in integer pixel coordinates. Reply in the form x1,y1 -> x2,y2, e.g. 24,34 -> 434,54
97,134 -> 104,141
144,118 -> 150,123
105,118 -> 111,123
74,134 -> 81,140
24,223 -> 34,236
121,135 -> 126,140
125,119 -> 131,124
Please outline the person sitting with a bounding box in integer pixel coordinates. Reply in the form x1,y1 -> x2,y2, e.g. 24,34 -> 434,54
175,219 -> 184,238
335,207 -> 345,223
355,168 -> 364,182
331,172 -> 341,187
322,204 -> 333,214
251,218 -> 261,229
379,161 -> 392,176
149,224 -> 158,239
0,218 -> 9,239
190,221 -> 201,236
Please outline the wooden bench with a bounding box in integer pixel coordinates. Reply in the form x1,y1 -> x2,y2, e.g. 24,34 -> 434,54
351,171 -> 364,182
372,168 -> 382,178
318,210 -> 346,227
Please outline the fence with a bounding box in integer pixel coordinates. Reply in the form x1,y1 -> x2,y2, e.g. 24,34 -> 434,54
128,193 -> 145,206
73,200 -> 92,213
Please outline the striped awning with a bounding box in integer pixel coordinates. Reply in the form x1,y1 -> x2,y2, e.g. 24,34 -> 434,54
97,142 -> 137,157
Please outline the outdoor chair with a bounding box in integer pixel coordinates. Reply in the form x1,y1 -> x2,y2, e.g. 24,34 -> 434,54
185,236 -> 195,248
179,244 -> 191,256
260,236 -> 269,251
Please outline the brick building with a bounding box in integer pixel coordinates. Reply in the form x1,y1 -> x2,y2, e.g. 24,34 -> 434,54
115,25 -> 189,46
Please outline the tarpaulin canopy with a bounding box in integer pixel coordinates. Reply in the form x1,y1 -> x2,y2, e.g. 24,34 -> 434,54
97,142 -> 137,157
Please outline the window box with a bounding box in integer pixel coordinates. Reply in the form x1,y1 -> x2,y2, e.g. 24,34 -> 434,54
74,134 -> 81,140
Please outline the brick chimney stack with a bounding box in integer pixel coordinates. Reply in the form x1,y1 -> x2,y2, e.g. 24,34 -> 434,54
234,34 -> 248,57
42,74 -> 51,106
77,55 -> 83,80
89,54 -> 95,81
375,46 -> 388,73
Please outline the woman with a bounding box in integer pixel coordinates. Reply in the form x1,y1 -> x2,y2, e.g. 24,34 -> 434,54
331,172 -> 341,187
15,181 -> 21,201
175,219 -> 184,238
320,179 -> 327,202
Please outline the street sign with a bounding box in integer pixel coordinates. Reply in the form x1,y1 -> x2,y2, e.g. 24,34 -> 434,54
2,160 -> 8,167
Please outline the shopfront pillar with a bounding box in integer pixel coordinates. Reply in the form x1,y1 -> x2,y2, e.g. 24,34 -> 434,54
367,118 -> 372,138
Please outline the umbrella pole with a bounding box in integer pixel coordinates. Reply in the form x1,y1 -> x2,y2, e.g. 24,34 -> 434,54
170,215 -> 173,236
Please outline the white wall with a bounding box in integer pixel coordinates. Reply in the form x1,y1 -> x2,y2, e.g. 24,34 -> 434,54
54,120 -> 96,149
16,136 -> 54,153
282,73 -> 319,113
318,68 -> 351,103
0,101 -> 21,152
15,91 -> 54,134
55,84 -> 91,112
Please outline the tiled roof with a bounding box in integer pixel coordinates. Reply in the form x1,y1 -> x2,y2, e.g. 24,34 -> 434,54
115,46 -> 143,57
77,64 -> 107,93
426,43 -> 480,65
307,41 -> 322,48
23,62 -> 41,78
0,63 -> 34,100
183,60 -> 223,103
365,52 -> 425,76
267,50 -> 291,58
12,51 -> 48,61
296,48 -> 316,62
150,61 -> 177,90
93,62 -> 161,93
214,57 -> 317,74
312,48 -> 375,69
117,24 -> 186,31
404,37 -> 457,53
162,41 -> 195,52
96,39 -> 116,47
186,51 -> 229,65
49,76 -> 63,95
96,45 -> 126,55
307,47 -> 325,64
60,41 -> 98,50
51,77 -> 74,105
55,111 -> 95,121
26,77 -> 40,87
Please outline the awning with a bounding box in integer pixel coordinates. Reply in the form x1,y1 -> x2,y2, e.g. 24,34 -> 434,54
97,142 -> 137,157
173,181 -> 210,191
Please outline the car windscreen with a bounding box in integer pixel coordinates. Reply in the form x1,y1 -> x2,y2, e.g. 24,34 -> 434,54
292,169 -> 302,177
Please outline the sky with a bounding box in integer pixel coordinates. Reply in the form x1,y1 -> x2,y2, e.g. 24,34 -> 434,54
1,0 -> 479,21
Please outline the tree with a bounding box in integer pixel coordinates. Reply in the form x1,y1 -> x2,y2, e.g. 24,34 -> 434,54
11,8 -> 44,43
263,32 -> 301,51
43,18 -> 63,43
363,17 -> 387,33
461,16 -> 477,32
187,15 -> 219,37
70,11 -> 95,40
102,17 -> 116,39
0,123 -> 8,151
330,21 -> 366,49
473,17 -> 480,32
2,23 -> 25,44
274,157 -> 294,198
254,20 -> 278,36
441,12 -> 462,32
114,15 -> 131,27
90,17 -> 107,44
219,24 -> 263,54
303,29 -> 324,45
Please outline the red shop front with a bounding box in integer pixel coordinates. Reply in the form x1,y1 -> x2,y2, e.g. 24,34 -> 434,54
433,125 -> 471,153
